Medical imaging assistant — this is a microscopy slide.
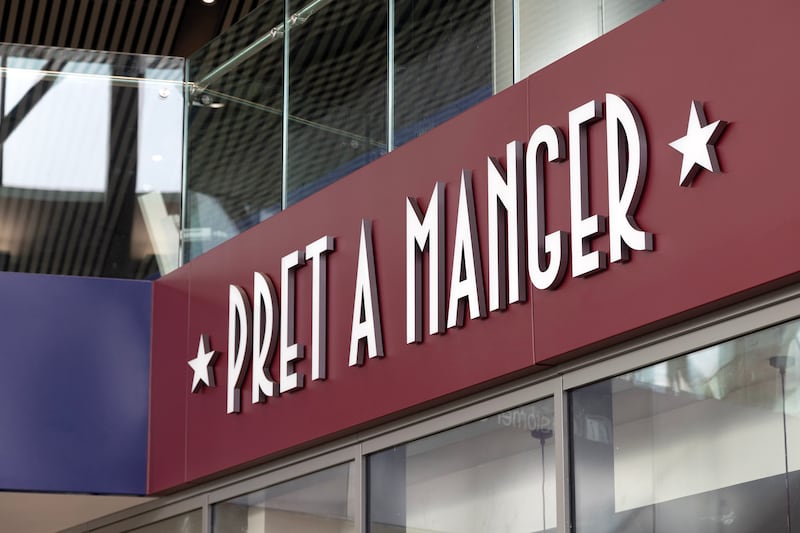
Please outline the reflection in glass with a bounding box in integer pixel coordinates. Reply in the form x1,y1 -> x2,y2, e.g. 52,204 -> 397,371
369,398 -> 556,532
0,45 -> 183,278
181,0 -> 663,260
212,463 -> 355,532
3,60 -> 110,192
493,0 -> 662,87
393,0 -> 492,147
571,319 -> 800,533
286,0 -> 387,206
184,1 -> 284,261
128,510 -> 202,533
603,0 -> 662,32
514,0 -> 599,81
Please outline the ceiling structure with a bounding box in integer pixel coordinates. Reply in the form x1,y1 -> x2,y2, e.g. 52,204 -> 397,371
0,0 -> 268,57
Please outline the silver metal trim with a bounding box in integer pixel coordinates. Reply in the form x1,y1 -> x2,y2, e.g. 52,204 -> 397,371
206,446 -> 360,506
356,446 -> 367,533
84,497 -> 204,533
281,0 -> 290,210
554,377 -> 570,533
201,494 -> 211,533
387,0 -> 395,152
512,0 -> 520,83
178,63 -> 189,266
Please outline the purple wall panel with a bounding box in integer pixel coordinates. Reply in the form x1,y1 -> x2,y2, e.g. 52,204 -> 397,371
0,272 -> 150,495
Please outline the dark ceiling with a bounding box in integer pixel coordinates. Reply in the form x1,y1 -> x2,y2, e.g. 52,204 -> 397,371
0,0 -> 267,57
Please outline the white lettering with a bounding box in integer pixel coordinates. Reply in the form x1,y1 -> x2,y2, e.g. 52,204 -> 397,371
527,124 -> 569,290
488,141 -> 526,311
606,93 -> 654,262
447,171 -> 487,328
349,220 -> 384,366
252,272 -> 279,404
305,236 -> 335,380
406,182 -> 446,343
227,285 -> 251,414
569,100 -> 607,278
280,250 -> 306,393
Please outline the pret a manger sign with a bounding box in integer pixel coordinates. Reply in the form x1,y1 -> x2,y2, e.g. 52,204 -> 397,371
187,93 -> 727,414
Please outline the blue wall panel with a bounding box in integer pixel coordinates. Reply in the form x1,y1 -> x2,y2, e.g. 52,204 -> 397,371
0,273 -> 151,495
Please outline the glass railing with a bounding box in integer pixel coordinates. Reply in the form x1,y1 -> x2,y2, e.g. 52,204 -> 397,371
0,2 -> 667,275
0,43 -> 184,279
182,0 -> 661,263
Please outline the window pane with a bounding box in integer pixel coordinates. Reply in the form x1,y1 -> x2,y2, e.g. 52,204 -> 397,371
603,0 -> 661,32
286,0 -> 387,206
212,463 -> 356,533
184,2 -> 284,262
3,60 -> 110,192
369,398 -> 556,532
515,0 -> 599,80
571,319 -> 800,532
0,46 -> 183,279
499,0 -> 663,86
393,0 -> 492,147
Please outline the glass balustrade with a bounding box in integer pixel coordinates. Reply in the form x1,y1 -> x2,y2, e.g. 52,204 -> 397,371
0,44 -> 184,279
0,3 -> 663,271
182,0 -> 662,263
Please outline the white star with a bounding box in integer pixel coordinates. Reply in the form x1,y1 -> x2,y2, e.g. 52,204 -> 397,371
188,334 -> 218,392
669,101 -> 727,187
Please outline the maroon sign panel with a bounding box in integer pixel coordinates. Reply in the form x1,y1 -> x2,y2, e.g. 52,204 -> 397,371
149,0 -> 800,493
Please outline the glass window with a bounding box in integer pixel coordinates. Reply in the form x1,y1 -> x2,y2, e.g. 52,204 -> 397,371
184,2 -> 284,262
128,510 -> 202,533
0,46 -> 184,279
514,0 -> 599,81
369,398 -> 556,532
181,0 -> 663,261
3,59 -> 110,192
286,0 -> 388,206
493,0 -> 662,88
393,0 -> 492,147
212,463 -> 356,532
570,319 -> 800,532
602,0 -> 661,32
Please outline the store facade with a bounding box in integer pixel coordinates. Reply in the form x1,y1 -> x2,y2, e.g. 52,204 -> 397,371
82,297 -> 800,532
66,0 -> 800,531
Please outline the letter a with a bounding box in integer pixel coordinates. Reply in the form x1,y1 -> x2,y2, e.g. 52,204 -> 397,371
349,220 -> 384,366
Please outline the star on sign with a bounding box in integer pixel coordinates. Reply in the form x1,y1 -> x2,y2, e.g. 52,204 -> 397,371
188,334 -> 218,392
669,100 -> 728,187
